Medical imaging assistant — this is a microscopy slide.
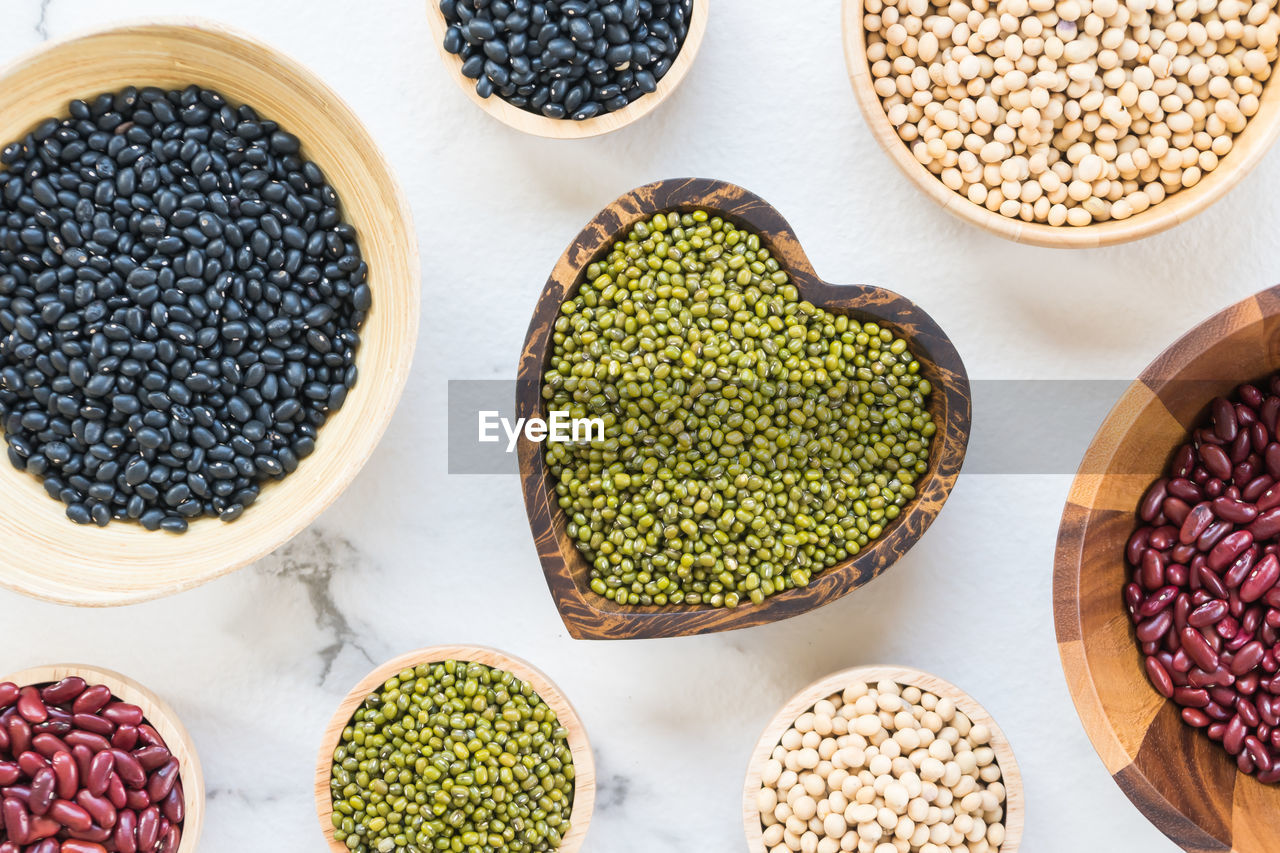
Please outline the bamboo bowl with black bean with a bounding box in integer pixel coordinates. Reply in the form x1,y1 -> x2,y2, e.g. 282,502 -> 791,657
315,645 -> 596,853
0,21 -> 419,605
515,178 -> 971,640
425,0 -> 709,138
1056,286 -> 1280,852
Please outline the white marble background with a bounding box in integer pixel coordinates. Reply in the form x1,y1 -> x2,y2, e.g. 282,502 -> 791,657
5,0 -> 1280,850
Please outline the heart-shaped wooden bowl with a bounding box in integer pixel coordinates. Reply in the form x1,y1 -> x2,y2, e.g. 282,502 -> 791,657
0,21 -> 419,606
316,645 -> 595,853
842,0 -> 1280,248
1056,286 -> 1280,851
2,662 -> 205,852
425,0 -> 709,138
516,178 -> 971,639
742,664 -> 1024,853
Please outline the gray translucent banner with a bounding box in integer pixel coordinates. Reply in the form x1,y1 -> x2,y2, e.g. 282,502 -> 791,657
448,379 -> 1183,476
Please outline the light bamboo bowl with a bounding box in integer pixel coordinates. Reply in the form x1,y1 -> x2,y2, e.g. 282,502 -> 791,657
841,0 -> 1280,248
425,0 -> 709,138
743,665 -> 1024,853
2,662 -> 205,852
315,645 -> 596,853
1056,285 -> 1280,851
0,21 -> 420,606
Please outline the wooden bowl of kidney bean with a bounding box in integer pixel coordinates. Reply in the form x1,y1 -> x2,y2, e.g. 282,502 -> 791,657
1056,285 -> 1280,852
0,663 -> 203,853
0,21 -> 420,606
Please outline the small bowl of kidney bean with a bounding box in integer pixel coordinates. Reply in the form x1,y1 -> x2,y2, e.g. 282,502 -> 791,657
0,665 -> 202,853
1127,375 -> 1280,783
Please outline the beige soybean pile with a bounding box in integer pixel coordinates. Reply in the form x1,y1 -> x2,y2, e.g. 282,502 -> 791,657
864,0 -> 1280,225
755,679 -> 1007,853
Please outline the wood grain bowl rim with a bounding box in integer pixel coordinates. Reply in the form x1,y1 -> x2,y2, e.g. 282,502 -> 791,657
0,19 -> 421,606
742,664 -> 1024,853
841,0 -> 1280,248
1054,285 -> 1280,852
314,645 -> 596,853
516,177 -> 971,640
423,0 -> 709,139
2,662 -> 205,853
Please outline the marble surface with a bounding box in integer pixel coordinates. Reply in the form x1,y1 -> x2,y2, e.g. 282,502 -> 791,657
4,0 -> 1280,850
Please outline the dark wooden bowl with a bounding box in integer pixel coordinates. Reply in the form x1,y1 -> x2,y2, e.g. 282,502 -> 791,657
516,178 -> 971,640
1055,285 -> 1280,852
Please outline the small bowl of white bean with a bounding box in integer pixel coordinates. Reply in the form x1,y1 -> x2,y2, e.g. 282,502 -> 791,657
743,665 -> 1023,853
842,0 -> 1280,247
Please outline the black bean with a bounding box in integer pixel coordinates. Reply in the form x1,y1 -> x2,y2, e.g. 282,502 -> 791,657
0,86 -> 367,533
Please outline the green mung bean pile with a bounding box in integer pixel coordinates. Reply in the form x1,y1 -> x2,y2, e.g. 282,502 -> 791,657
329,661 -> 576,853
542,210 -> 937,608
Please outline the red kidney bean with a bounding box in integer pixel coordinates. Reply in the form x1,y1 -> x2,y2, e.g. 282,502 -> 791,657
30,766 -> 56,816
1140,549 -> 1166,590
74,791 -> 114,831
1203,444 -> 1233,480
1174,443 -> 1196,477
1138,585 -> 1179,618
1179,501 -> 1211,543
131,747 -> 170,775
50,752 -> 77,802
1137,611 -> 1174,643
1234,642 -> 1268,678
1169,478 -> 1203,503
124,788 -> 150,810
0,761 -> 19,786
109,752 -> 144,790
110,726 -> 138,752
16,688 -> 48,725
1127,528 -> 1149,565
1225,548 -> 1258,589
59,842 -> 108,853
46,799 -> 91,832
1213,496 -> 1259,524
27,815 -> 58,841
1175,686 -> 1210,708
9,716 -> 33,758
69,716 -> 112,738
1253,421 -> 1270,452
32,734 -> 70,760
1242,384 -> 1264,408
85,752 -> 113,798
1214,397 -> 1239,440
1240,697 -> 1261,726
1225,715 -> 1248,754
1242,553 -> 1280,603
3,796 -> 31,844
145,759 -> 179,805
104,774 -> 126,811
19,751 -> 49,778
1183,626 -> 1221,671
69,689 -> 110,718
1189,599 -> 1229,627
160,783 -> 182,826
1168,564 -> 1190,587
113,808 -> 137,853
63,732 -> 110,754
1210,530 -> 1255,571
1141,478 -> 1169,522
1149,525 -> 1178,550
29,840 -> 58,853
137,805 -> 160,852
135,727 -> 163,750
1174,543 -> 1199,565
1198,565 -> 1230,600
38,680 -> 86,708
160,825 -> 180,853
1241,672 -> 1262,695
1251,507 -> 1280,540
99,705 -> 143,729
1244,475 -> 1274,502
0,684 -> 18,711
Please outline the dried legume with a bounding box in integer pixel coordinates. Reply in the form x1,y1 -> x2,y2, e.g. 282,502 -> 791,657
755,678 -> 1008,853
542,210 -> 937,608
0,86 -> 368,531
441,0 -> 693,119
330,660 -> 575,853
0,678 -> 184,852
1127,375 -> 1280,783
864,0 -> 1280,225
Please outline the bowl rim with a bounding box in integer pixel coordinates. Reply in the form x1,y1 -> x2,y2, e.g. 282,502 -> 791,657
1054,284 -> 1280,851
423,0 -> 710,139
2,661 -> 205,853
741,663 -> 1024,853
0,17 -> 421,606
314,644 -> 596,853
515,177 -> 971,639
840,0 -> 1280,248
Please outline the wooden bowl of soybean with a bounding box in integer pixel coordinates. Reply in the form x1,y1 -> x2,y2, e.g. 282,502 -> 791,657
0,21 -> 419,606
743,664 -> 1024,853
516,178 -> 971,640
1056,286 -> 1280,852
841,0 -> 1280,248
2,662 -> 206,853
424,0 -> 710,138
316,645 -> 596,853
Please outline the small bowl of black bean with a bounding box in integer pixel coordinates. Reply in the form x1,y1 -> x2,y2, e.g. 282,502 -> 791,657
426,0 -> 709,138
0,21 -> 420,605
